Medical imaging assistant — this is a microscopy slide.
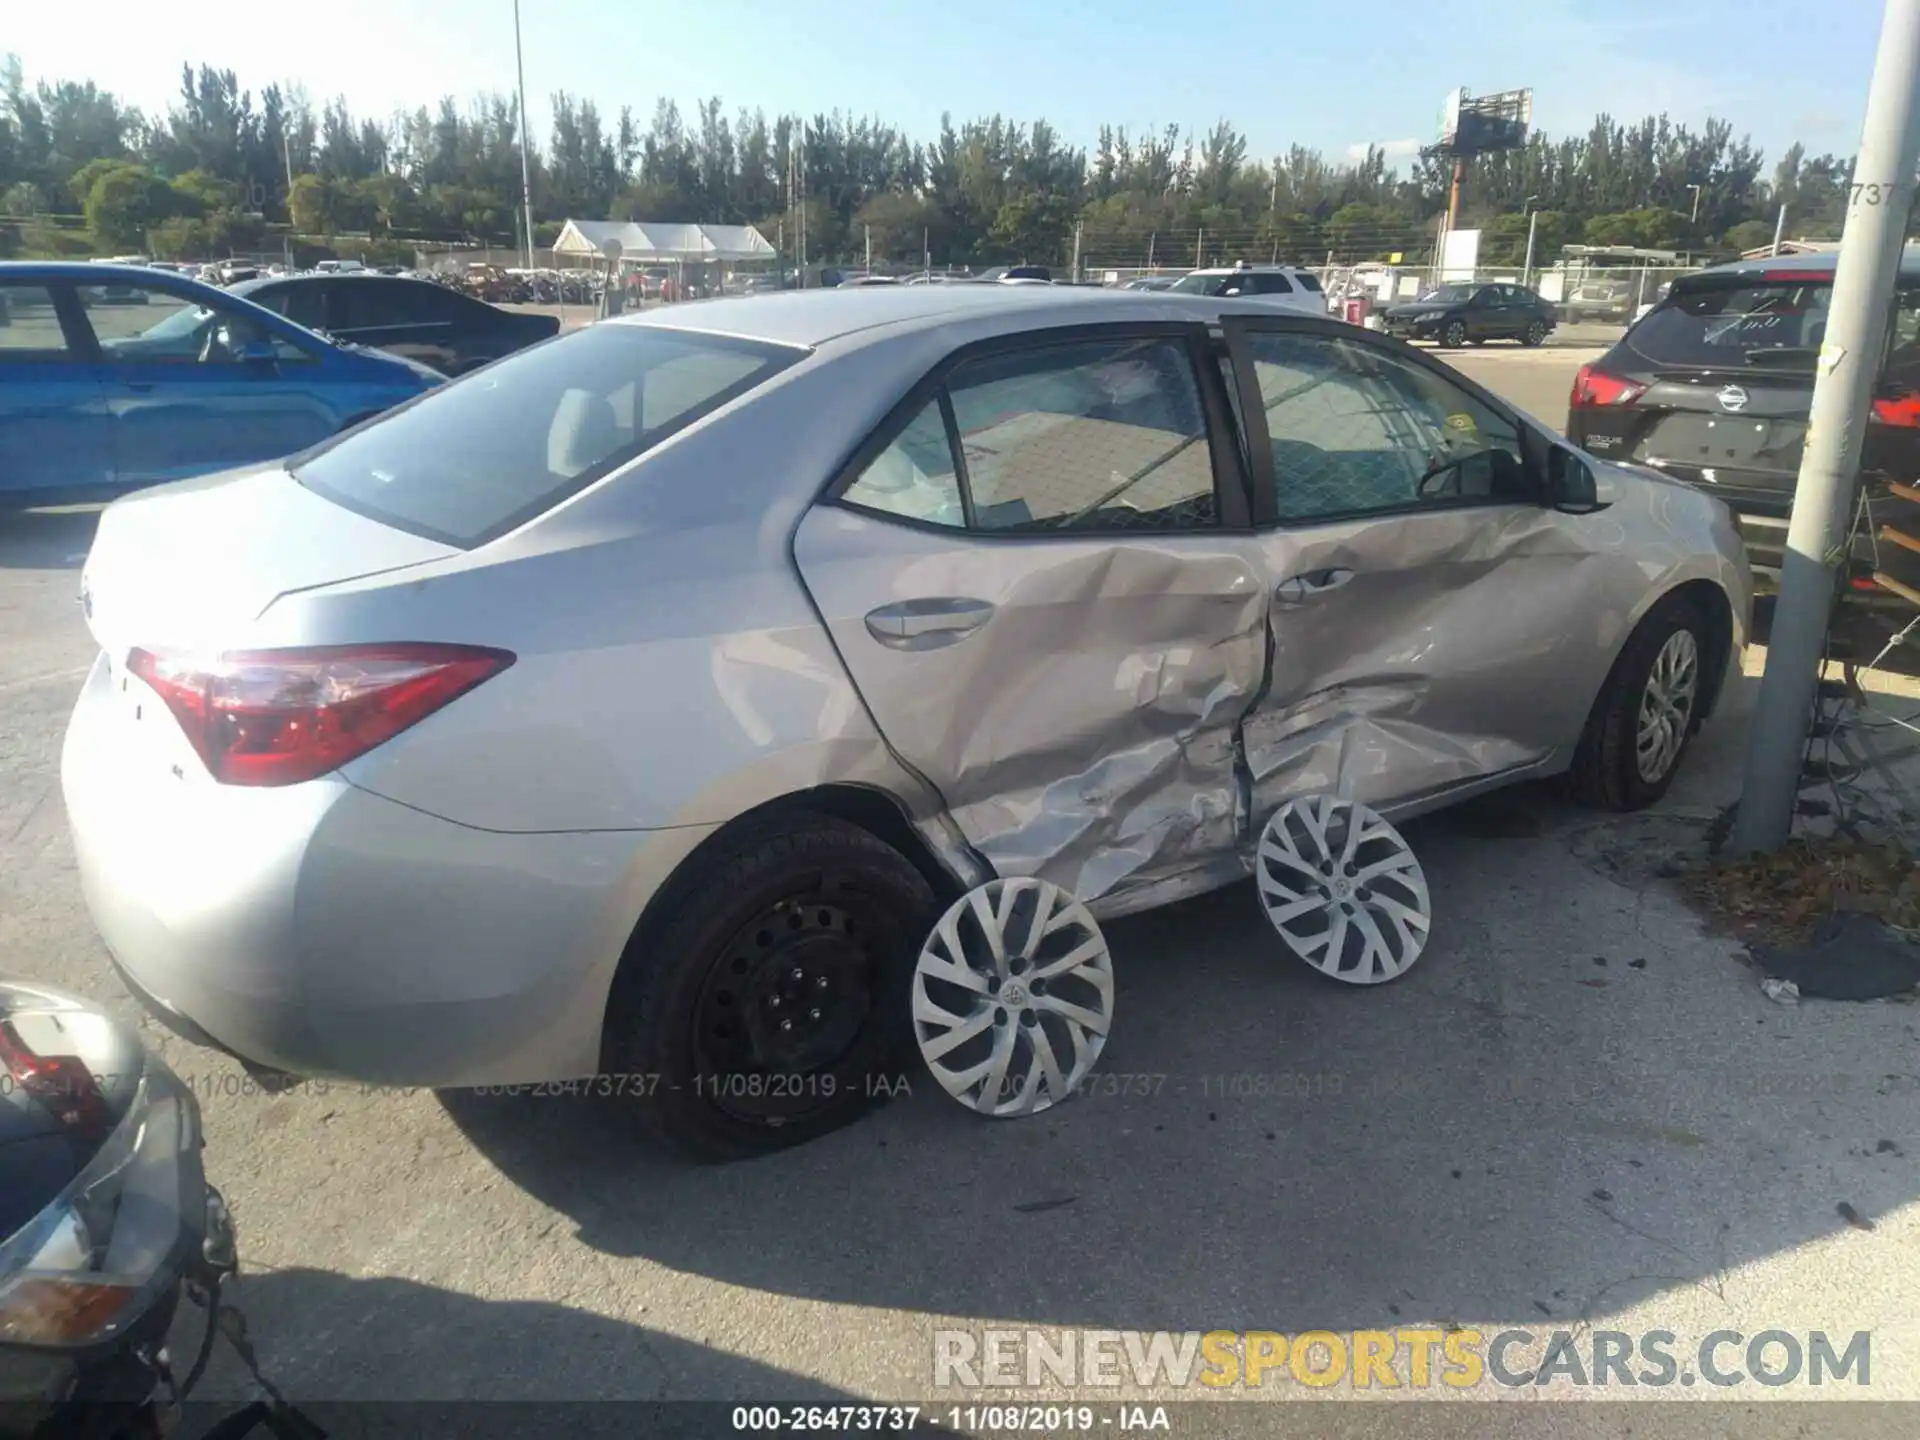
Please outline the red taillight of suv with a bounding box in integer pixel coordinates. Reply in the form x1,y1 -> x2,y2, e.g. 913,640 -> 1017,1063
125,643 -> 515,787
1570,364 -> 1648,409
1871,392 -> 1920,427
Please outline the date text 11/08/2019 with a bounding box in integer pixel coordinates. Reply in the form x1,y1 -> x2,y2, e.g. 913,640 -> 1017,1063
729,1405 -> 1172,1432
142,1072 -> 919,1103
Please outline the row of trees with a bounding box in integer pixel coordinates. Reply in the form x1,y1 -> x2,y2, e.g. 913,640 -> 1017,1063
0,54 -> 1870,268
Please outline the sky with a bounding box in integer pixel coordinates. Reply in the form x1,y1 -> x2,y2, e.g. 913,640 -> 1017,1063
6,0 -> 1887,170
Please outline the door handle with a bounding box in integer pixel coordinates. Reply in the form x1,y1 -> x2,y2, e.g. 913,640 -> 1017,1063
864,598 -> 995,649
1273,568 -> 1355,605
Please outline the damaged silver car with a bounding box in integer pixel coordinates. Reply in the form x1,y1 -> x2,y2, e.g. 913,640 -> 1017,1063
63,285 -> 1749,1159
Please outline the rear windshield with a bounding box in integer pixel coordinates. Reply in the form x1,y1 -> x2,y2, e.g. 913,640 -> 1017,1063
294,323 -> 802,546
1628,279 -> 1832,371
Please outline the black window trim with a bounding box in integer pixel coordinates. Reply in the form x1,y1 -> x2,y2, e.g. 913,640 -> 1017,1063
295,326 -> 810,550
1220,312 -> 1551,529
823,320 -> 1254,539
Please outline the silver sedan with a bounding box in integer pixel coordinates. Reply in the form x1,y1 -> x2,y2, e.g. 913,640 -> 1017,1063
62,286 -> 1749,1159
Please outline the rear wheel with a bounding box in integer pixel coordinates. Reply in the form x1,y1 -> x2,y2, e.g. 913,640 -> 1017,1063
1568,597 -> 1708,810
1440,319 -> 1468,348
1522,319 -> 1549,347
603,812 -> 937,1161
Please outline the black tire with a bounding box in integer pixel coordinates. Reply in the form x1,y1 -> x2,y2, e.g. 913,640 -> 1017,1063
1440,319 -> 1467,348
1568,597 -> 1710,811
1522,319 -> 1549,347
603,811 -> 937,1161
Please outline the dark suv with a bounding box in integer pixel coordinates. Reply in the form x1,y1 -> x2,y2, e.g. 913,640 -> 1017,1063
1567,249 -> 1920,603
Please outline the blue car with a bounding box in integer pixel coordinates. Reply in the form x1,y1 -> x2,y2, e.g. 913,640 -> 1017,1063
0,261 -> 442,508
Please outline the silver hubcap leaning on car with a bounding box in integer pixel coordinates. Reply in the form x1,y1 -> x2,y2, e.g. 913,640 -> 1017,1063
912,879 -> 1112,1117
1255,797 -> 1431,984
1636,630 -> 1699,784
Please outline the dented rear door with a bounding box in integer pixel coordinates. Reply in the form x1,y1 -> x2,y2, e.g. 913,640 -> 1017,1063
1222,319 -> 1598,818
794,324 -> 1267,913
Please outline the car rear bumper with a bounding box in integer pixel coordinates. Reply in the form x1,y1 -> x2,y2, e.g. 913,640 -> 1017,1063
61,653 -> 715,1088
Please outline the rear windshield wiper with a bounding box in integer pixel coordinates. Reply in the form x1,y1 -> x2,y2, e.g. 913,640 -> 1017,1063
1743,346 -> 1820,368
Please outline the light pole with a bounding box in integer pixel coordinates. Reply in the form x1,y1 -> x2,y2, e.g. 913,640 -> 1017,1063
512,0 -> 536,269
1520,195 -> 1541,290
1686,183 -> 1702,225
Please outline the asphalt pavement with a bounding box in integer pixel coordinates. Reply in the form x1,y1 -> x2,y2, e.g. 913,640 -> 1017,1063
3,347 -> 1918,1431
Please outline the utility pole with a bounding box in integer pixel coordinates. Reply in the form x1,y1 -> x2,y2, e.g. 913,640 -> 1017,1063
922,227 -> 929,279
1730,0 -> 1920,853
1195,226 -> 1203,268
512,0 -> 536,270
1687,183 -> 1702,225
1521,195 -> 1541,290
865,223 -> 871,274
1445,155 -> 1467,238
1270,159 -> 1279,214
1071,220 -> 1083,283
1147,232 -> 1156,272
1772,203 -> 1790,257
282,132 -> 294,192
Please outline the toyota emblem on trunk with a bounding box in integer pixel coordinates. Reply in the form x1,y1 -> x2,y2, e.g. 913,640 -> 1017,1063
1717,385 -> 1750,413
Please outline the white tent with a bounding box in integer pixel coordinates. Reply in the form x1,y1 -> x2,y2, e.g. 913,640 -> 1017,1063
552,219 -> 775,262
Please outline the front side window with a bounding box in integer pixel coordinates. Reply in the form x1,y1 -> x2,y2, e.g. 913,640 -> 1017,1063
840,336 -> 1219,533
295,323 -> 800,547
1245,331 -> 1526,521
0,284 -> 72,360
1170,274 -> 1228,297
77,282 -> 309,365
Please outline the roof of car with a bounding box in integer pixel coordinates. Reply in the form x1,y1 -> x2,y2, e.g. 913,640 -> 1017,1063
617,282 -> 1242,348
1702,244 -> 1920,279
0,260 -> 219,285
1187,264 -> 1307,275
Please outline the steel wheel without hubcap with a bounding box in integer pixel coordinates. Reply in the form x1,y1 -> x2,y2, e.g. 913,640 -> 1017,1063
1442,320 -> 1467,347
1635,630 -> 1699,784
1524,320 -> 1547,346
693,897 -> 875,1125
913,879 -> 1113,1117
1256,797 -> 1431,985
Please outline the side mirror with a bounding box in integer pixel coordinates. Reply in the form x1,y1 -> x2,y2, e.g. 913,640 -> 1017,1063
1547,445 -> 1605,513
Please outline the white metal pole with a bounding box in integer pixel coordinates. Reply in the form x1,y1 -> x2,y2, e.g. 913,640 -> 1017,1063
1731,0 -> 1920,852
1522,209 -> 1539,289
1772,203 -> 1790,257
865,223 -> 871,274
512,0 -> 536,270
1071,221 -> 1082,283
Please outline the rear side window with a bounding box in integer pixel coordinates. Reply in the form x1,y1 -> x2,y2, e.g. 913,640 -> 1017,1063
294,324 -> 801,547
1293,271 -> 1322,293
0,285 -> 72,359
1248,274 -> 1295,295
1629,280 -> 1832,371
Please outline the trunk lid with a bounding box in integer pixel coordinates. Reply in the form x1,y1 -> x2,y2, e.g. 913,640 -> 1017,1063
1628,367 -> 1814,505
80,464 -> 458,657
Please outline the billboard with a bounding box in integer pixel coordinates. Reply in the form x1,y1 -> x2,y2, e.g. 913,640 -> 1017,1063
1429,88 -> 1533,158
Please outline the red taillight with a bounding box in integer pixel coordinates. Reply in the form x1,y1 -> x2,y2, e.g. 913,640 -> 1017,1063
125,643 -> 514,787
1570,364 -> 1647,409
1872,392 -> 1920,427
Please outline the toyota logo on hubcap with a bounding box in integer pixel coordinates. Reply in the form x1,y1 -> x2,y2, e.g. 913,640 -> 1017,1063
1717,385 -> 1749,413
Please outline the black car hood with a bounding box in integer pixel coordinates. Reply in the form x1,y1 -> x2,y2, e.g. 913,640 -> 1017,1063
0,982 -> 148,1236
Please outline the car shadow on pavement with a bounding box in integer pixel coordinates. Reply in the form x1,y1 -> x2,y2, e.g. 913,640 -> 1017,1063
0,508 -> 99,570
180,1267 -> 965,1431
442,765 -> 1920,1342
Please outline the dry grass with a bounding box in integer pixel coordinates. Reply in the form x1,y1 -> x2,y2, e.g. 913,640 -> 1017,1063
1683,836 -> 1920,946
